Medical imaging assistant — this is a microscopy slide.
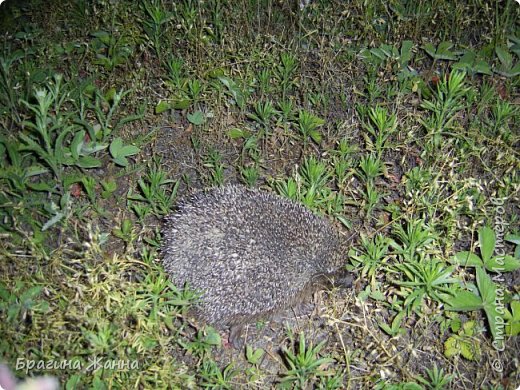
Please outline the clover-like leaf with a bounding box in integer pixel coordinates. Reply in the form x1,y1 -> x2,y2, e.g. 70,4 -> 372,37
110,137 -> 140,167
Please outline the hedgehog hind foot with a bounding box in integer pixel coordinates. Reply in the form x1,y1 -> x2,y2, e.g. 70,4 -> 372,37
334,272 -> 354,288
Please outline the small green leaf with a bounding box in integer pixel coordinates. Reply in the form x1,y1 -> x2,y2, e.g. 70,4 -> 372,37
119,145 -> 140,156
21,286 -> 43,302
63,173 -> 84,188
218,76 -> 245,108
91,30 -> 111,45
66,374 -> 82,390
476,267 -> 501,340
444,337 -> 459,358
335,214 -> 351,229
77,155 -> 102,168
204,327 -> 221,346
26,165 -> 48,177
104,87 -> 117,103
27,181 -> 54,192
479,226 -> 495,262
309,129 -> 322,144
400,40 -> 413,64
228,128 -> 249,139
423,43 -> 436,58
71,130 -> 85,160
505,301 -> 520,336
42,212 -> 65,231
187,110 -> 205,125
437,41 -> 458,60
207,68 -> 225,78
474,60 -> 492,75
450,316 -> 462,332
505,233 -> 520,245
172,98 -> 191,109
484,255 -> 520,273
496,46 -> 512,68
444,291 -> 483,311
459,339 -> 479,360
110,137 -> 123,152
378,321 -> 393,335
155,100 -> 172,114
476,266 -> 496,307
110,137 -> 139,167
450,251 -> 483,267
112,156 -> 129,166
245,346 -> 264,364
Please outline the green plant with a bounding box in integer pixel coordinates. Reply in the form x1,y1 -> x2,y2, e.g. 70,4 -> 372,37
164,56 -> 185,90
0,282 -> 50,325
0,136 -> 46,193
443,264 -> 505,341
127,161 -> 179,218
451,49 -> 492,76
419,71 -> 469,148
248,99 -> 276,131
244,346 -> 263,367
361,105 -> 398,156
91,30 -> 134,72
390,219 -> 438,260
299,156 -> 331,209
494,45 -> 520,77
357,154 -> 384,184
359,41 -> 416,86
257,68 -> 272,94
112,218 -> 137,246
449,226 -> 520,272
75,85 -> 144,142
198,360 -> 235,389
317,372 -> 345,390
85,320 -> 117,354
391,256 -> 458,311
100,179 -> 117,199
378,310 -> 406,337
296,109 -> 325,146
279,332 -> 334,389
490,100 -> 517,135
403,166 -> 433,193
245,345 -> 265,383
80,175 -> 97,205
423,41 -> 458,63
277,99 -> 294,122
276,52 -> 298,99
202,149 -> 225,186
240,165 -> 259,187
180,326 -> 221,360
109,137 -> 140,166
139,273 -> 195,324
363,182 -> 382,216
187,78 -> 205,104
505,233 -> 520,258
276,177 -> 299,201
348,234 -> 390,288
415,364 -> 453,390
19,75 -> 103,180
218,75 -> 247,109
142,0 -> 174,62
0,52 -> 25,122
187,110 -> 206,125
444,320 -> 481,361
373,381 -> 423,390
503,300 -> 520,336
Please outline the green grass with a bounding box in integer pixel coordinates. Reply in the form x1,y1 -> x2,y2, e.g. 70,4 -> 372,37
0,0 -> 519,388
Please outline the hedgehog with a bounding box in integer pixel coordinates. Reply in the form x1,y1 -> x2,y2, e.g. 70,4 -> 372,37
161,185 -> 350,345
